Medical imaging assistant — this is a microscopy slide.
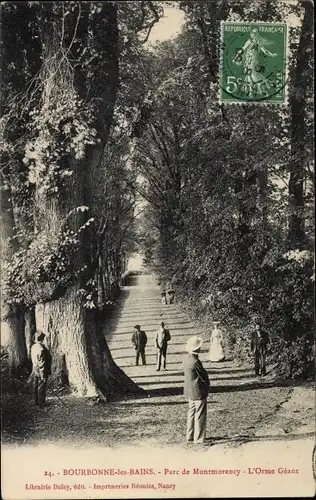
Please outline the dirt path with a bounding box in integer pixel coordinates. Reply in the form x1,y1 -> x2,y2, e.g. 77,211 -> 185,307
2,274 -> 314,498
3,274 -> 314,448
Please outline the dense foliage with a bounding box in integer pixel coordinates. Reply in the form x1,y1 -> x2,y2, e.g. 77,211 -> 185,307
0,1 -> 162,311
0,0 -> 163,390
136,0 -> 314,379
0,0 -> 313,384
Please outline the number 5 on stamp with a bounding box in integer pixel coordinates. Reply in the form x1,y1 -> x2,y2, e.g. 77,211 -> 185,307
219,21 -> 288,104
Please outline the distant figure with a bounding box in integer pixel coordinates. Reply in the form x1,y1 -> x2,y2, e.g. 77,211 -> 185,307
30,331 -> 52,408
209,322 -> 225,362
155,321 -> 171,371
183,336 -> 210,444
132,325 -> 147,366
250,322 -> 270,376
161,289 -> 167,305
168,289 -> 175,304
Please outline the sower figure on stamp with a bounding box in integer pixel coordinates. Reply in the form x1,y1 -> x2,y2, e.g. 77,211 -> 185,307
183,336 -> 210,444
155,321 -> 171,371
233,29 -> 277,97
132,325 -> 147,366
30,331 -> 52,408
250,322 -> 270,377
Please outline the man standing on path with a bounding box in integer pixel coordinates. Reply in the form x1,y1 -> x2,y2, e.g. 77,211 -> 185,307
167,289 -> 175,304
30,331 -> 52,408
132,325 -> 147,366
155,321 -> 171,371
183,336 -> 210,444
251,322 -> 270,376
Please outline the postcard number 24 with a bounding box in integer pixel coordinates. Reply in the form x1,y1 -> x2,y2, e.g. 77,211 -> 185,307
44,471 -> 54,477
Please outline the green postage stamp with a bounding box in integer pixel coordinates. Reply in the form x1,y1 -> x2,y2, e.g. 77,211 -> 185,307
220,22 -> 288,104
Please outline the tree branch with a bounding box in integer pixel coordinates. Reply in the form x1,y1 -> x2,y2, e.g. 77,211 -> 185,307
140,3 -> 161,44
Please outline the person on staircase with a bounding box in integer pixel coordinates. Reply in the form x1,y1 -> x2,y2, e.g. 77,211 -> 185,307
167,289 -> 175,304
132,325 -> 147,366
208,321 -> 225,362
155,321 -> 171,371
250,321 -> 270,376
161,289 -> 167,305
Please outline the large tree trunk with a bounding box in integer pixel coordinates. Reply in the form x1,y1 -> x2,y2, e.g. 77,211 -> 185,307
288,0 -> 314,248
1,305 -> 27,375
0,185 -> 27,373
35,289 -> 97,396
31,2 -> 143,399
34,201 -> 144,397
35,290 -> 143,398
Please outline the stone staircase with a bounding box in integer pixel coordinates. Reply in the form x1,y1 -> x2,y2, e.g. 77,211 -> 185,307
104,274 -> 255,394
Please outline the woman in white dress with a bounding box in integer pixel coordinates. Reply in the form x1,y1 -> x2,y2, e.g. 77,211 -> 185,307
209,322 -> 225,362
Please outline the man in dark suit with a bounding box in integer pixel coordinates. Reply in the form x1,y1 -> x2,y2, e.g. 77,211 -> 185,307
155,321 -> 171,371
251,322 -> 270,376
132,325 -> 147,366
183,335 -> 210,444
30,331 -> 52,408
168,289 -> 175,304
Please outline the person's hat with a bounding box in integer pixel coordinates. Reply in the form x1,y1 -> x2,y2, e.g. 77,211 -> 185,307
185,335 -> 203,353
35,331 -> 45,342
134,324 -> 141,329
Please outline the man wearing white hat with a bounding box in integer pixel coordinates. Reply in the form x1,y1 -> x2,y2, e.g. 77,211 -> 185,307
183,335 -> 210,443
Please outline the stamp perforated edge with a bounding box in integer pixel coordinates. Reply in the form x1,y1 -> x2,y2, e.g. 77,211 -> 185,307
218,20 -> 290,107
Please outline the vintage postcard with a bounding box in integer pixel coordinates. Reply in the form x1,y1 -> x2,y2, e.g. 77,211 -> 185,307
1,1 -> 315,499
